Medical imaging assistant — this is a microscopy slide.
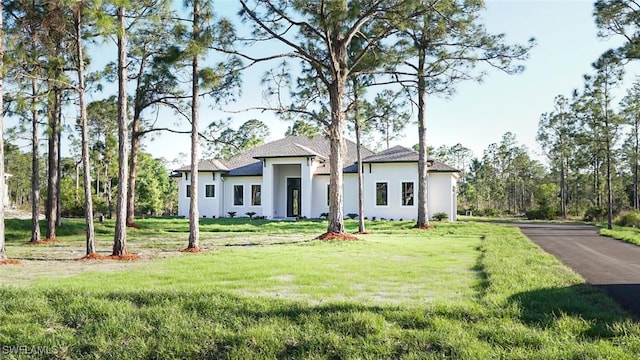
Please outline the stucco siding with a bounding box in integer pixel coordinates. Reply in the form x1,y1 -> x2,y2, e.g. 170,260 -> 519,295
177,171 -> 222,218
222,176 -> 263,218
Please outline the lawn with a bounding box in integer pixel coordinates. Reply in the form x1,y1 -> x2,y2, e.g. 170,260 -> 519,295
1,218 -> 639,359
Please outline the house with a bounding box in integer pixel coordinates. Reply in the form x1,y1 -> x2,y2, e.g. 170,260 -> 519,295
174,136 -> 460,221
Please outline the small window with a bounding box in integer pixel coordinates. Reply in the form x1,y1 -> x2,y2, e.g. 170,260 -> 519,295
234,185 -> 244,206
186,185 -> 191,198
402,182 -> 414,206
251,185 -> 261,206
327,184 -> 330,206
185,172 -> 189,180
376,182 -> 387,206
205,184 -> 215,198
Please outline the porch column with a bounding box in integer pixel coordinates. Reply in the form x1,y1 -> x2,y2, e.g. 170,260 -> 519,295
301,159 -> 312,218
262,160 -> 274,218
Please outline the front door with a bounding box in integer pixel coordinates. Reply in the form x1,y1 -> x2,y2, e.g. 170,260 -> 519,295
287,177 -> 301,218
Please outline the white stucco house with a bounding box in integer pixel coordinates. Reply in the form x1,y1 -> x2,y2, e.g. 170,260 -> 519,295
174,136 -> 460,221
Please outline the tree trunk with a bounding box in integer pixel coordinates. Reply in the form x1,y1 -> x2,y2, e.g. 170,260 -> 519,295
126,130 -> 140,226
30,78 -> 41,243
113,6 -> 129,256
326,80 -> 346,234
354,102 -> 365,234
187,0 -> 201,249
46,88 -> 60,240
560,156 -> 566,218
0,1 -> 6,260
56,114 -> 62,227
606,144 -> 613,230
416,47 -> 430,229
634,116 -> 639,209
75,4 -> 96,255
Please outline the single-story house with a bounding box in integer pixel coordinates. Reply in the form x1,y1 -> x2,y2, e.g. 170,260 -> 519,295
174,136 -> 460,221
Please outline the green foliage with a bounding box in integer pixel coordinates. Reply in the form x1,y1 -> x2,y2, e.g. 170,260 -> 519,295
615,211 -> 640,227
346,213 -> 358,220
433,212 -> 448,221
135,153 -> 176,216
227,211 -> 236,218
285,120 -> 321,138
584,206 -> 608,222
245,211 -> 256,220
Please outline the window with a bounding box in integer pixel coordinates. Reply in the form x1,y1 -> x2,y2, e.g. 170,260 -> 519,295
234,185 -> 244,206
376,182 -> 388,206
402,182 -> 414,206
186,185 -> 191,198
327,184 -> 330,206
251,185 -> 261,206
205,184 -> 215,198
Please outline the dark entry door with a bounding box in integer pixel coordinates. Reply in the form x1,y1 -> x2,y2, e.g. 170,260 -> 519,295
287,178 -> 301,217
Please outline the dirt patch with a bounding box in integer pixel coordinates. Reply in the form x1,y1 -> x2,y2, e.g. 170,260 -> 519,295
127,222 -> 142,229
414,225 -> 436,230
26,238 -> 62,245
317,232 -> 359,241
80,253 -> 141,261
0,259 -> 21,265
180,247 -> 204,253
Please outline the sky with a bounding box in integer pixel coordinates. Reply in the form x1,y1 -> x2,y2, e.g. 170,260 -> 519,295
46,0 -> 635,167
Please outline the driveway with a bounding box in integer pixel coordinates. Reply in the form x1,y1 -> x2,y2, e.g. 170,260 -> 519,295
515,223 -> 640,318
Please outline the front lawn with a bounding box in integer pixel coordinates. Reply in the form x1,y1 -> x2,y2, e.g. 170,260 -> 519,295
1,219 -> 639,358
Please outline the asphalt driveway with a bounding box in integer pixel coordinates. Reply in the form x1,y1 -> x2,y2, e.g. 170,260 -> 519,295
515,223 -> 640,319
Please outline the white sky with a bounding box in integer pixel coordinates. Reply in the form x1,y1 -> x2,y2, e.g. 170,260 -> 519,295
15,0 -> 632,167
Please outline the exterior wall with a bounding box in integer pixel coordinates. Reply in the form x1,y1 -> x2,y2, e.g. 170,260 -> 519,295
177,171 -> 223,218
176,161 -> 458,221
222,176 -> 263,218
362,163 -> 458,221
310,174 -> 358,218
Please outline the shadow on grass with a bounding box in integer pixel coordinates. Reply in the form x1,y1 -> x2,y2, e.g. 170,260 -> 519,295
508,284 -> 635,338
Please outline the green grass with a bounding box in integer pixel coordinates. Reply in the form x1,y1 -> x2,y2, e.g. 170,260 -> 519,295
600,225 -> 640,246
1,218 -> 639,358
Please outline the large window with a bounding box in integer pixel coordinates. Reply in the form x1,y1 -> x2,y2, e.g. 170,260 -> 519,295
251,185 -> 261,206
376,182 -> 388,206
186,185 -> 191,198
205,184 -> 215,198
402,182 -> 414,206
327,184 -> 330,206
234,185 -> 244,206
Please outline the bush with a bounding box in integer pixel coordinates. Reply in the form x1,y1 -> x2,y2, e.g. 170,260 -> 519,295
433,212 -> 448,221
346,213 -> 358,220
227,211 -> 237,218
584,206 -> 607,222
320,212 -> 328,219
615,211 -> 640,227
245,212 -> 257,220
525,208 -> 557,220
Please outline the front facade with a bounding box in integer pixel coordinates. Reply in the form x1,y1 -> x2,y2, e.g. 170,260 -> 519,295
175,136 -> 460,221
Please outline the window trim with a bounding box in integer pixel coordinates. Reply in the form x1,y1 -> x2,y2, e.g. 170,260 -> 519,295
251,184 -> 262,206
375,182 -> 388,207
401,181 -> 414,206
233,185 -> 244,206
205,184 -> 215,198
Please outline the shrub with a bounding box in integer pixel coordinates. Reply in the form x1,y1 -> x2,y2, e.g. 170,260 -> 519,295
346,213 -> 358,220
227,211 -> 237,218
320,212 -> 329,219
525,208 -> 557,220
245,211 -> 257,220
615,211 -> 640,227
433,212 -> 448,221
584,206 -> 606,222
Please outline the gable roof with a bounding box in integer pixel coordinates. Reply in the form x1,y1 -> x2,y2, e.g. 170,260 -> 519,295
175,136 -> 374,176
362,145 -> 460,172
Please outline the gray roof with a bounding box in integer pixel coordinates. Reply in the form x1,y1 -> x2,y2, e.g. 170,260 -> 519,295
362,145 -> 460,172
175,136 -> 374,176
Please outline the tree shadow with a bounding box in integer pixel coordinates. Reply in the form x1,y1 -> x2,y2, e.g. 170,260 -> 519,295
507,283 -> 636,338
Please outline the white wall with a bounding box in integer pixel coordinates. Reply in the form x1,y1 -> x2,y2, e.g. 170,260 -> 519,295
362,163 -> 458,221
222,176 -> 263,218
177,171 -> 223,218
311,174 -> 358,219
